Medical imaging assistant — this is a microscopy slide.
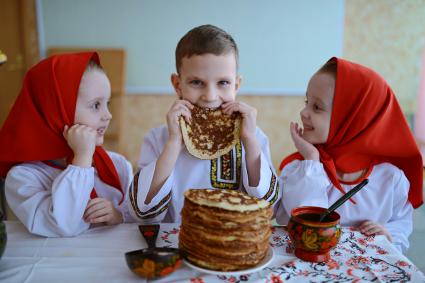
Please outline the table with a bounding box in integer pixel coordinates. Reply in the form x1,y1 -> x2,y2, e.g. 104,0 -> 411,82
0,221 -> 424,282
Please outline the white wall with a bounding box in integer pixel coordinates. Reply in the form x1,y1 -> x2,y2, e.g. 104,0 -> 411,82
39,0 -> 345,95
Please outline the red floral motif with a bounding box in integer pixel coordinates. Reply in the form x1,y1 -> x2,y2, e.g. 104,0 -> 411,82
320,227 -> 335,237
346,256 -> 370,268
326,259 -> 340,270
190,278 -> 205,283
143,231 -> 154,237
270,273 -> 283,283
396,260 -> 409,267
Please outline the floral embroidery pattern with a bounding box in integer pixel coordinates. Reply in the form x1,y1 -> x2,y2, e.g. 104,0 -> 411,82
220,150 -> 234,181
154,224 -> 424,282
160,227 -> 180,245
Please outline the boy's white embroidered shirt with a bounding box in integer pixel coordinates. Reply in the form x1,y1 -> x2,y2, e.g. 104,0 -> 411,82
130,125 -> 279,223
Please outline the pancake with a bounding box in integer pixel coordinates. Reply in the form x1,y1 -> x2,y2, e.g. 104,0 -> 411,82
180,106 -> 241,159
179,189 -> 272,271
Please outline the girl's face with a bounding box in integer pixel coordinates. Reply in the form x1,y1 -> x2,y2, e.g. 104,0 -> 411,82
300,71 -> 335,144
74,69 -> 112,146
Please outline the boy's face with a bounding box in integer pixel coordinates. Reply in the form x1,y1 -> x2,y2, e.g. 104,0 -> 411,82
74,69 -> 112,146
171,53 -> 241,109
300,72 -> 335,144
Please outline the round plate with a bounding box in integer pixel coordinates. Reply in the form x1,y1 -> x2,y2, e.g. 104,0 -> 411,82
183,247 -> 274,276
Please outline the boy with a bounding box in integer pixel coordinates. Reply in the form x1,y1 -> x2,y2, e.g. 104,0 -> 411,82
129,25 -> 279,222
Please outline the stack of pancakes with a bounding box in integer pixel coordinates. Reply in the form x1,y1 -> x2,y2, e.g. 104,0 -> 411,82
180,106 -> 241,160
179,189 -> 272,271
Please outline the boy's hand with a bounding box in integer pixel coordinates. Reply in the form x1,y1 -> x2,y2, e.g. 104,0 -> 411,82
290,122 -> 320,161
222,101 -> 260,187
222,101 -> 257,143
83,197 -> 123,225
63,124 -> 96,167
358,220 -> 392,242
166,99 -> 193,144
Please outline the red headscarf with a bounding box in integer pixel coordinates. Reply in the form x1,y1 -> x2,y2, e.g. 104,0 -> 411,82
0,52 -> 124,203
280,57 -> 423,208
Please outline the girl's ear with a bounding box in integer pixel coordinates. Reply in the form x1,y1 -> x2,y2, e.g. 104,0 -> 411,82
235,75 -> 242,93
171,73 -> 182,98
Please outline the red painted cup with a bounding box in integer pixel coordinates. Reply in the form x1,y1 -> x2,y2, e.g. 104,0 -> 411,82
287,206 -> 341,262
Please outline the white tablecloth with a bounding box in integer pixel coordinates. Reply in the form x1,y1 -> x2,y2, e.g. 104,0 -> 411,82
1,221 -> 424,282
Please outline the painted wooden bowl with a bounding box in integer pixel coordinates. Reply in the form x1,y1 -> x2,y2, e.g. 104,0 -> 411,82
125,247 -> 182,279
287,206 -> 341,262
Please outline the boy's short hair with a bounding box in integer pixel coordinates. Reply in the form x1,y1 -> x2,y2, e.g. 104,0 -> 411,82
175,24 -> 239,73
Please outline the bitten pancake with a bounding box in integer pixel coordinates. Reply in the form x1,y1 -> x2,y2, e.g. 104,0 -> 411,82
180,106 -> 241,159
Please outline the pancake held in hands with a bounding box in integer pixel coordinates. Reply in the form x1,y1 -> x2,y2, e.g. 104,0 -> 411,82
180,106 -> 241,159
179,189 -> 272,271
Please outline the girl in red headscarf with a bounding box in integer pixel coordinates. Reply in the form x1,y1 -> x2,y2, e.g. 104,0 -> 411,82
275,58 -> 423,253
0,52 -> 133,237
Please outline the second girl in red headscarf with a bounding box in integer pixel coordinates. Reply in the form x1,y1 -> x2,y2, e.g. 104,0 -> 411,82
276,57 -> 423,253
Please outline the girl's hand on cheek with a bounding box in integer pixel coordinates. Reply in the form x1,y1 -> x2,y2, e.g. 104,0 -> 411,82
83,198 -> 123,225
290,122 -> 319,160
222,101 -> 257,143
63,124 -> 96,167
358,220 -> 392,242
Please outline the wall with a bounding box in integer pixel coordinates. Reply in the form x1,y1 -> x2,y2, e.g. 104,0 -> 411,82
343,0 -> 425,113
120,1 -> 425,171
39,0 -> 344,95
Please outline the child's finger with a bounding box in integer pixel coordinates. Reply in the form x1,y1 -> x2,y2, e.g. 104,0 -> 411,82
224,103 -> 246,115
289,122 -> 297,137
221,101 -> 235,108
358,220 -> 373,230
86,208 -> 110,221
84,206 -> 105,220
180,109 -> 192,123
84,199 -> 107,219
172,104 -> 192,118
90,215 -> 110,224
63,125 -> 69,138
86,197 -> 105,209
363,226 -> 382,235
179,99 -> 194,109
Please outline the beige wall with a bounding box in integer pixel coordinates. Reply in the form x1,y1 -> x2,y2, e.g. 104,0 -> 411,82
119,0 -> 425,171
344,0 -> 425,113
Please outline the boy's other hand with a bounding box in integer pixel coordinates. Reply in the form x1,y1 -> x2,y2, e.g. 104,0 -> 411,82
358,220 -> 392,242
83,197 -> 123,225
290,122 -> 320,161
63,124 -> 96,167
222,101 -> 257,144
167,99 -> 193,144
